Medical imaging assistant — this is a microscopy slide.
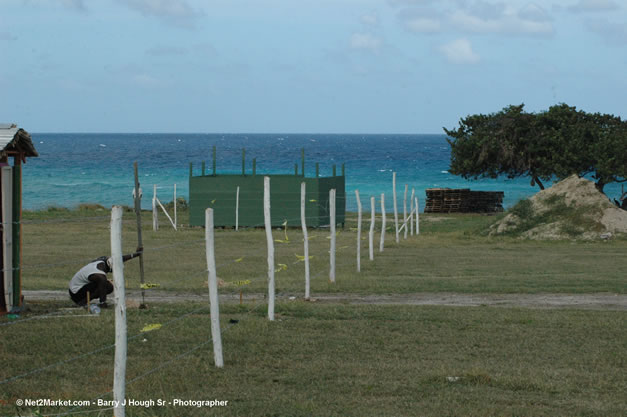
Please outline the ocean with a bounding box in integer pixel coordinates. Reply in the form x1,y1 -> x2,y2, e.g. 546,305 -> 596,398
22,133 -> 621,212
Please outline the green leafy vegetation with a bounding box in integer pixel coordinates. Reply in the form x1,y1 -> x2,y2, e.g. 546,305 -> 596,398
444,103 -> 627,194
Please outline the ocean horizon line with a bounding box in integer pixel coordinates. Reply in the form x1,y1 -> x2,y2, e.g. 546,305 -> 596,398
28,131 -> 449,137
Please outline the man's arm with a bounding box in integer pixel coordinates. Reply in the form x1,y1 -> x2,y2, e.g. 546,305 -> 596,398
122,247 -> 143,263
87,273 -> 109,304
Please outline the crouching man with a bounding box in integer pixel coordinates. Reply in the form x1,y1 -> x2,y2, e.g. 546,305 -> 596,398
69,247 -> 143,307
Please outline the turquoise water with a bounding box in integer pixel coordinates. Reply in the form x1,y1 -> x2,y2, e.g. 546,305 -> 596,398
22,133 -> 621,212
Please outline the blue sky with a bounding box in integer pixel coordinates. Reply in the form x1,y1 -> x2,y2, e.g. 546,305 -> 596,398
1,0 -> 626,133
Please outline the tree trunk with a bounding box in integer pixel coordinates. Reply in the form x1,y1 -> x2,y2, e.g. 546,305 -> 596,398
595,180 -> 605,193
533,176 -> 545,190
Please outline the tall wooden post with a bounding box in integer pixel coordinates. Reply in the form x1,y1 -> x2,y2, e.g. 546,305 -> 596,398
329,189 -> 336,283
264,177 -> 275,321
393,172 -> 399,243
111,206 -> 127,417
355,190 -> 362,272
403,184 -> 408,240
205,208 -> 224,367
369,196 -> 375,261
380,193 -> 386,252
133,163 -> 146,308
301,182 -> 310,300
2,166 -> 13,312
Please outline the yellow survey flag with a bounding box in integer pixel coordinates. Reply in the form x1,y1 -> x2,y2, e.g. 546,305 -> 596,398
141,323 -> 162,333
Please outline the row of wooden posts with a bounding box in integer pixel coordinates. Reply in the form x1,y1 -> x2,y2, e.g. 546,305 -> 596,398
110,172 -> 418,417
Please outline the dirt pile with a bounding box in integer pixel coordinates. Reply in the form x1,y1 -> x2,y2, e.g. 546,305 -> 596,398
490,175 -> 627,240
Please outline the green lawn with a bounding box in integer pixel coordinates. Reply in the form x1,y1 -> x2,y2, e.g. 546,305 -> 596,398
0,206 -> 624,416
1,301 -> 625,416
20,207 -> 627,296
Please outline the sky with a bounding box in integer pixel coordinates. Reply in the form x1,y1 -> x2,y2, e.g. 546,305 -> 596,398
1,0 -> 626,133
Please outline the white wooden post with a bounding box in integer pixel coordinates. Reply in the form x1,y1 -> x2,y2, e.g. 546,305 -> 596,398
393,172 -> 399,243
173,184 -> 177,230
152,184 -> 158,231
369,196 -> 375,261
379,193 -> 386,252
416,197 -> 420,235
403,184 -> 408,240
205,208 -> 224,367
110,206 -> 126,417
2,166 -> 13,311
235,186 -> 240,231
301,182 -> 310,300
329,188 -> 336,283
264,177 -> 275,320
410,188 -> 415,236
156,198 -> 176,230
355,190 -> 361,272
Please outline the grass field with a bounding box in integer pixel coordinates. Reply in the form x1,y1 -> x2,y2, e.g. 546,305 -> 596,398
0,206 -> 625,416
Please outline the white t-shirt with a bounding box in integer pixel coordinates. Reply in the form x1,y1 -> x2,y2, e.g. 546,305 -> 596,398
69,261 -> 106,294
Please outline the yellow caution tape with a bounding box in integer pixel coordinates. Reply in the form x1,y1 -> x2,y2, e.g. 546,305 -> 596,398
274,263 -> 288,273
231,279 -> 251,287
234,257 -> 244,263
294,254 -> 314,262
140,283 -> 160,289
309,199 -> 317,202
274,239 -> 289,244
141,323 -> 162,333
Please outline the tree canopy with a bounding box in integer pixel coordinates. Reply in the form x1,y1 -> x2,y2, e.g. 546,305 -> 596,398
444,104 -> 627,194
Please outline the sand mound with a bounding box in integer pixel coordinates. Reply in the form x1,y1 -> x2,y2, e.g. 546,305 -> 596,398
490,175 -> 627,240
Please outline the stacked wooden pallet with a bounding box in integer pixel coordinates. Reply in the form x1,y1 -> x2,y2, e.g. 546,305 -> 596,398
425,188 -> 504,213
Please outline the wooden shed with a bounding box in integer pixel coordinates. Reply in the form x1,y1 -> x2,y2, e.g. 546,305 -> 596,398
0,124 -> 38,314
189,148 -> 346,228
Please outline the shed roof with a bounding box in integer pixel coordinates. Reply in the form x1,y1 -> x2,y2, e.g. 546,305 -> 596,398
0,124 -> 38,158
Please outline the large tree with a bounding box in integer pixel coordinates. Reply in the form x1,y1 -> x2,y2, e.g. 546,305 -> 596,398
444,104 -> 627,193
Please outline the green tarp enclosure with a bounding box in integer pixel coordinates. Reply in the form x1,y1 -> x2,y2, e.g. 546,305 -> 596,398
189,149 -> 345,228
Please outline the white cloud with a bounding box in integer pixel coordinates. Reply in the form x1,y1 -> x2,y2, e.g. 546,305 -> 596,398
397,7 -> 443,34
585,18 -> 627,45
350,33 -> 383,52
449,4 -> 553,36
361,14 -> 379,26
404,16 -> 442,33
439,38 -> 480,64
117,0 -> 203,27
568,0 -> 620,13
20,0 -> 86,11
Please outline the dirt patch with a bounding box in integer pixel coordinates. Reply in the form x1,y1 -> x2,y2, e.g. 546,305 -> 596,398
490,175 -> 627,240
22,290 -> 627,311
